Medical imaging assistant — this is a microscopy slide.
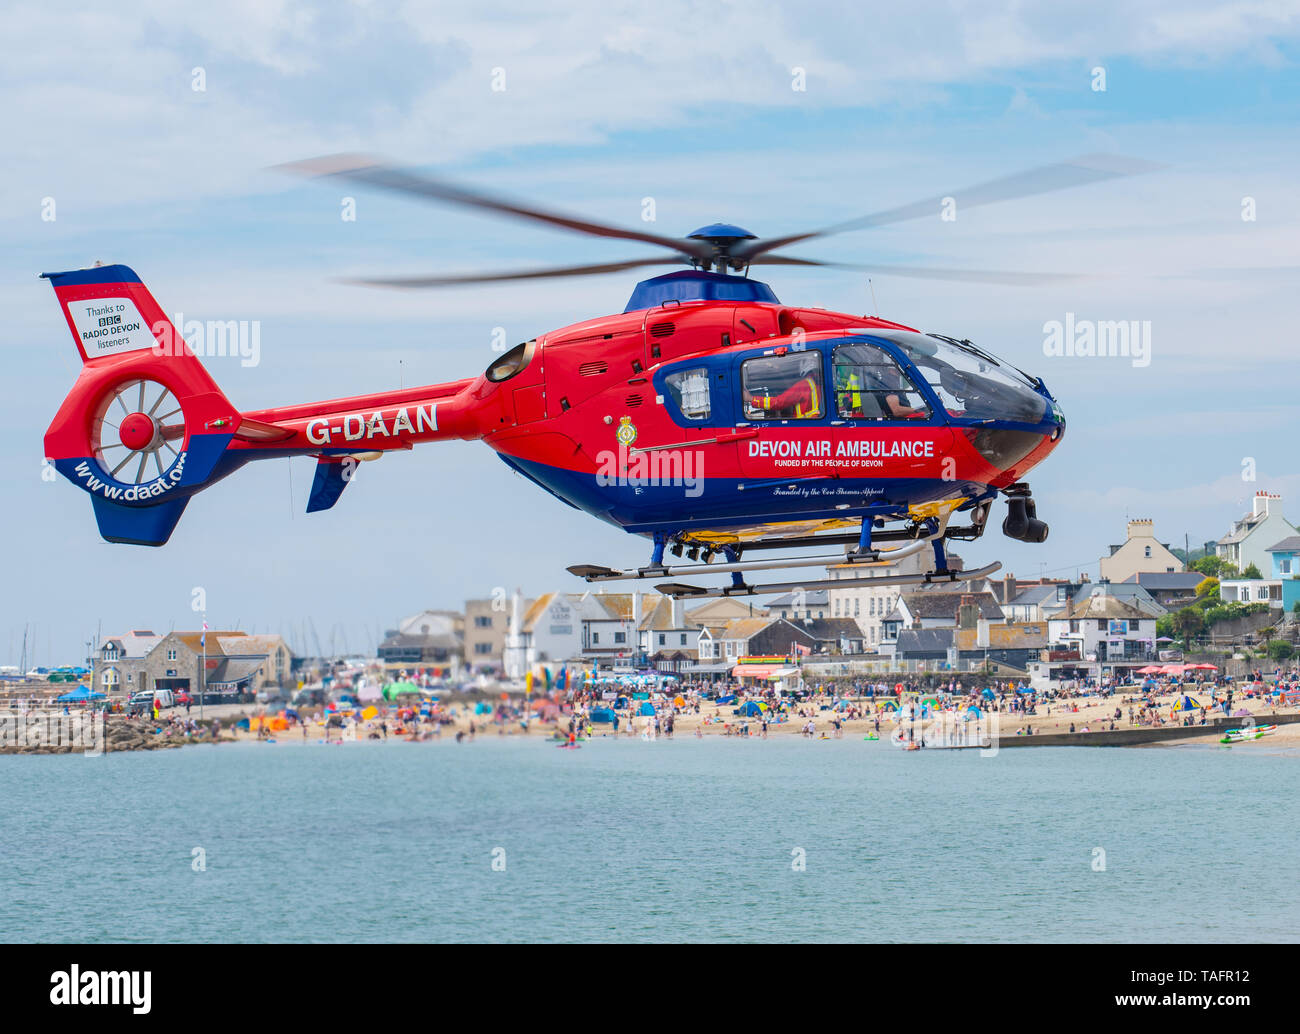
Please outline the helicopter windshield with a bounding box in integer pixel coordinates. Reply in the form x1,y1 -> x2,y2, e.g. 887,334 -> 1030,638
877,331 -> 1049,424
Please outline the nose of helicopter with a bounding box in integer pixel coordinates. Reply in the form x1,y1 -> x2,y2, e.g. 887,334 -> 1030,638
1048,396 -> 1066,443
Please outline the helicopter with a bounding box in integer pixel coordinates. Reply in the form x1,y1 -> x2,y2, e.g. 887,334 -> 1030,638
41,152 -> 1155,599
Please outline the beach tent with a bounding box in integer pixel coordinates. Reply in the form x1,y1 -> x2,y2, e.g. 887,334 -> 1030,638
735,700 -> 767,717
55,686 -> 104,702
964,706 -> 983,719
877,699 -> 898,711
383,681 -> 421,700
716,694 -> 736,705
589,707 -> 616,723
637,701 -> 656,716
1172,695 -> 1201,712
673,695 -> 686,707
981,688 -> 995,700
356,683 -> 382,702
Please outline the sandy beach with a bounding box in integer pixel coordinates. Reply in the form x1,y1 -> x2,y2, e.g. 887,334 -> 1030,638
215,685 -> 1300,750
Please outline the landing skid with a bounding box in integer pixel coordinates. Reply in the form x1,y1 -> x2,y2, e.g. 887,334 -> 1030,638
654,561 -> 1003,600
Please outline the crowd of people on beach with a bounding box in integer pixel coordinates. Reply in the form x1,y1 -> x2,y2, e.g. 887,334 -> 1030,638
7,661 -> 1298,750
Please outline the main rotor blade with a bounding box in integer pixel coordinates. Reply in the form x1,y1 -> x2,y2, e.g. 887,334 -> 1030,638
341,256 -> 685,289
735,153 -> 1163,260
751,253 -> 1081,286
276,154 -> 711,259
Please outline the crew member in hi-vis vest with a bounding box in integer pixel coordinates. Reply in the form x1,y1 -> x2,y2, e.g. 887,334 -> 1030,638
747,355 -> 822,418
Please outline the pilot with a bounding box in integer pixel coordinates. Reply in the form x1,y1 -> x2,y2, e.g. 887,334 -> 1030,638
879,367 -> 926,419
747,355 -> 822,418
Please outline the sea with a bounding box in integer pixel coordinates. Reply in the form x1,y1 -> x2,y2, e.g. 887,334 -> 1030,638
2,735 -> 1296,942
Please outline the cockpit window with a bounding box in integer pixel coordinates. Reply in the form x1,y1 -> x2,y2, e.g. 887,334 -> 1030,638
833,343 -> 931,421
879,331 -> 1048,424
742,352 -> 825,420
486,340 -> 536,383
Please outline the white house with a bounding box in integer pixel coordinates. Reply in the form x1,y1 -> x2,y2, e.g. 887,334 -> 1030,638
638,596 -> 695,670
1216,491 -> 1297,575
504,591 -> 596,676
1047,588 -> 1157,666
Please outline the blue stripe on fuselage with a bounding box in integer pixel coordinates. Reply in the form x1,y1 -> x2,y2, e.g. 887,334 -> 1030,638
498,453 -> 989,534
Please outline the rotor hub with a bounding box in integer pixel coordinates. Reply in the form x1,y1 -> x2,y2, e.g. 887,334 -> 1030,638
119,411 -> 160,451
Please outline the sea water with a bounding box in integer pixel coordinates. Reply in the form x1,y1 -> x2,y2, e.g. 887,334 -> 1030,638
1,736 -> 1295,942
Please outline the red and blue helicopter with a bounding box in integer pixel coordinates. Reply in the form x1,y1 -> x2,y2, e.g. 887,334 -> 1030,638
42,153 -> 1154,599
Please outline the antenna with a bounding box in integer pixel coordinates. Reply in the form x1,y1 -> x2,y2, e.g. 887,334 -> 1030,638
867,277 -> 879,316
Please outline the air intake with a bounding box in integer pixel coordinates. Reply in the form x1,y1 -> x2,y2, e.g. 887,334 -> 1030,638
578,361 -> 608,376
649,321 -> 676,338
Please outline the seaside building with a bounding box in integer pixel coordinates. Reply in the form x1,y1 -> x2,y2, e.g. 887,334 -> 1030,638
1215,491 -> 1297,575
884,590 -> 1004,634
789,617 -> 869,654
1217,534 -> 1300,611
582,591 -> 656,663
1046,587 -> 1157,670
876,592 -> 1044,672
765,589 -> 829,620
1098,519 -> 1185,582
464,596 -> 523,674
94,629 -> 292,701
93,630 -> 163,693
709,617 -> 818,665
989,574 -> 1088,622
824,549 -> 962,650
687,598 -> 769,680
504,591 -> 605,675
1121,571 -> 1206,610
637,595 -> 695,673
1088,579 -> 1168,619
378,610 -> 464,678
1266,537 -> 1300,611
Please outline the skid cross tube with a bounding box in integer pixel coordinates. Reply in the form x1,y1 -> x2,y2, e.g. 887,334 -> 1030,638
656,561 -> 1003,600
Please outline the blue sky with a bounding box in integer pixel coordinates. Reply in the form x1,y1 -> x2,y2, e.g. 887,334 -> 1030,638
4,1 -> 1300,664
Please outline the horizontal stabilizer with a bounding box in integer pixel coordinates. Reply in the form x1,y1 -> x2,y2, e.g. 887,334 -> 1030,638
91,495 -> 190,547
307,457 -> 353,513
234,417 -> 296,443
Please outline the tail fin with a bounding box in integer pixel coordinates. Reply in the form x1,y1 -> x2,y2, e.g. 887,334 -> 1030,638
42,264 -> 240,545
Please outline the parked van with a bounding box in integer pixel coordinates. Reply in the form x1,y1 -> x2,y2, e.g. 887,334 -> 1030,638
129,689 -> 174,710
